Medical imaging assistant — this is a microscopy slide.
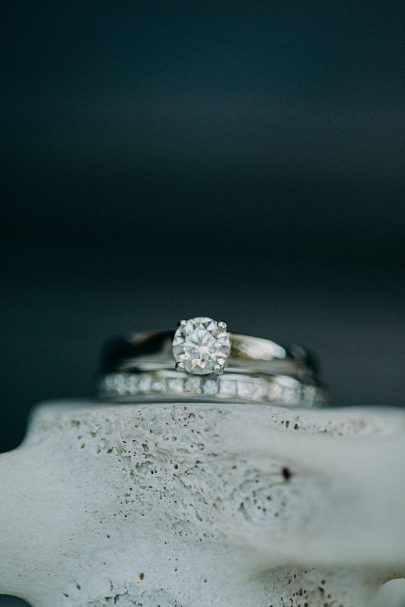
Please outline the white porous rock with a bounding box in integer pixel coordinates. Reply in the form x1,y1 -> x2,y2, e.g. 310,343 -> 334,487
1,400 -> 405,607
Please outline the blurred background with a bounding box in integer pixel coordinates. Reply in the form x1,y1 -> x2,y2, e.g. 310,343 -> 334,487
2,0 -> 405,450
1,1 -> 405,604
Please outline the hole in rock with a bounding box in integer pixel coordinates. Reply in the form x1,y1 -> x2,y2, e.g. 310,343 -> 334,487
0,597 -> 33,606
369,578 -> 405,607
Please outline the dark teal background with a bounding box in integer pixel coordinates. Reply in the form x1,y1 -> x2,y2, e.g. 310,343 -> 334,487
1,0 -> 405,451
1,4 -> 405,602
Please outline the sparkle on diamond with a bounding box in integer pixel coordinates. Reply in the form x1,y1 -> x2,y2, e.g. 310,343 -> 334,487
172,316 -> 231,375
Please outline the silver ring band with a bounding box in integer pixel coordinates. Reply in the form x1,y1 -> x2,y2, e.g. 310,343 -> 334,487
101,331 -> 319,381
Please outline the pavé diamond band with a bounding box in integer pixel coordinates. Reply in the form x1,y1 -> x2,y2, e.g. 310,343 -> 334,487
99,316 -> 325,406
99,370 -> 324,407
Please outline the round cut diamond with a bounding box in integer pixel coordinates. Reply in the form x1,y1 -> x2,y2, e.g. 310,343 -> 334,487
172,317 -> 231,375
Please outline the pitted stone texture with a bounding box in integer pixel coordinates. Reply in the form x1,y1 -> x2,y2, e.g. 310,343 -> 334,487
26,404 -> 328,544
1,401 -> 405,606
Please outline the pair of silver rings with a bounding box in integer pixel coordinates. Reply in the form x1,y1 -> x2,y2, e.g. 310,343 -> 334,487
99,316 -> 325,407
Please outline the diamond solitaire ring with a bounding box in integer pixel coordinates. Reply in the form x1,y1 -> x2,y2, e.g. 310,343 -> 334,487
172,317 -> 231,374
99,316 -> 325,407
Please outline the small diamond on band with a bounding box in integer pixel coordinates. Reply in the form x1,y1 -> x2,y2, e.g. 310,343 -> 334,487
172,317 -> 231,376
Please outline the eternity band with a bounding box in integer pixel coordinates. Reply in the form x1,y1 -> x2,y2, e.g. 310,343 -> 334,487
99,316 -> 325,407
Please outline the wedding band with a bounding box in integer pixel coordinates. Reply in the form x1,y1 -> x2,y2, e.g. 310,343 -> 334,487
99,316 -> 325,407
99,370 -> 324,407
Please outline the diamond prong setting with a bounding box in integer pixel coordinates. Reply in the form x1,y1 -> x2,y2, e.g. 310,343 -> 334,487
172,316 -> 231,376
